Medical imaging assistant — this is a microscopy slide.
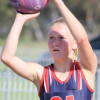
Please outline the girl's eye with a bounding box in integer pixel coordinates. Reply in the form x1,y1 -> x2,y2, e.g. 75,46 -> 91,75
49,37 -> 54,40
59,37 -> 64,39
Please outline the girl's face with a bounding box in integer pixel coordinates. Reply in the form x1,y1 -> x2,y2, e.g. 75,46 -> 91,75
48,23 -> 75,61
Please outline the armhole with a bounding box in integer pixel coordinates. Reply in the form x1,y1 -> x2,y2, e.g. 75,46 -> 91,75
38,67 -> 47,96
77,63 -> 94,93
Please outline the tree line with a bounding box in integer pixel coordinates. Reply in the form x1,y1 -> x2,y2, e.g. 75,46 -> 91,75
0,0 -> 100,41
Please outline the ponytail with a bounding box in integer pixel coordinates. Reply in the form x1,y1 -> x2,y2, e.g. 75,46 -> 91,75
73,48 -> 78,61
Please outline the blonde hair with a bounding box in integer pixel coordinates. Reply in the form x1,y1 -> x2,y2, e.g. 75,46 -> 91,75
51,17 -> 79,61
51,17 -> 66,26
73,48 -> 78,61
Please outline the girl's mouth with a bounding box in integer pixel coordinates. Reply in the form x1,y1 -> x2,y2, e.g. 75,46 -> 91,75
53,49 -> 60,51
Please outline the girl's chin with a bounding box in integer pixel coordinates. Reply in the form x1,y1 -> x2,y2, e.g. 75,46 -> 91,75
52,56 -> 66,61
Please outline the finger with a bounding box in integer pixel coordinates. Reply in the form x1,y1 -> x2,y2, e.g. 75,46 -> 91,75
28,12 -> 40,18
32,12 -> 40,17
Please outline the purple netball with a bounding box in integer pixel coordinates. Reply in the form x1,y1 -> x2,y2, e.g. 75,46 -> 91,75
9,0 -> 49,14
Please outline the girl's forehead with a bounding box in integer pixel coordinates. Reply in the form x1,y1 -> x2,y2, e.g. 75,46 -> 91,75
49,23 -> 71,37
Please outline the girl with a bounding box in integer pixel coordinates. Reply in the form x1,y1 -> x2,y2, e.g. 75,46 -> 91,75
1,0 -> 97,100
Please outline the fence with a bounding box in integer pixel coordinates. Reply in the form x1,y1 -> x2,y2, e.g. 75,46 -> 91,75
95,50 -> 100,100
0,46 -> 53,100
0,46 -> 100,100
0,72 -> 39,100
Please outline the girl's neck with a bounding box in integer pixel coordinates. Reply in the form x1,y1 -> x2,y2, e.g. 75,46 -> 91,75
54,59 -> 73,73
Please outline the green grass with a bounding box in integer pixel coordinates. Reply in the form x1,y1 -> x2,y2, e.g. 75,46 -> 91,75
0,38 -> 48,49
0,33 -> 48,49
18,39 -> 48,48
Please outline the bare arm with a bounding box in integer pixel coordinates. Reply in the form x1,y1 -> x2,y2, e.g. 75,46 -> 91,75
53,0 -> 97,73
1,13 -> 44,86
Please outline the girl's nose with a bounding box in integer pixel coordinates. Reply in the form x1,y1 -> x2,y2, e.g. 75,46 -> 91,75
52,39 -> 60,46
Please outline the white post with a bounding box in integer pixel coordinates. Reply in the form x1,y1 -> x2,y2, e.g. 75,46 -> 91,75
96,69 -> 100,100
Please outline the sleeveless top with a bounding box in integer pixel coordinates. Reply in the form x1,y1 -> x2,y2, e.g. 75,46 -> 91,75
39,61 -> 94,100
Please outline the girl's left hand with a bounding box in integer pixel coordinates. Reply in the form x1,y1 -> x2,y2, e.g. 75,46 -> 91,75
16,12 -> 40,23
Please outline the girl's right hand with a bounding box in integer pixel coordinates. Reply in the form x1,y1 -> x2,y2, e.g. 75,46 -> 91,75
16,12 -> 40,23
